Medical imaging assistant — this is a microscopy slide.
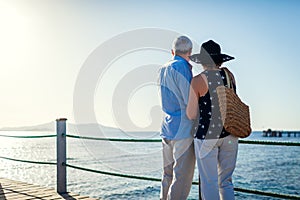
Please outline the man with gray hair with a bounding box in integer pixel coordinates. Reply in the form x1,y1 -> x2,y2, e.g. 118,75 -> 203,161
158,36 -> 195,200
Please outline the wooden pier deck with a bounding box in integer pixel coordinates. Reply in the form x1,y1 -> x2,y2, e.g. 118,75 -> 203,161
0,178 -> 98,200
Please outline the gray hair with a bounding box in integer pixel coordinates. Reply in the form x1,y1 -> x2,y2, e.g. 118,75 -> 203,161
172,36 -> 193,55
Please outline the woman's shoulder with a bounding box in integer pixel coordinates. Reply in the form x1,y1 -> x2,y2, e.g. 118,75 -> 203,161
221,67 -> 234,75
221,67 -> 236,79
192,73 -> 208,88
221,67 -> 236,88
193,72 -> 207,81
192,73 -> 208,97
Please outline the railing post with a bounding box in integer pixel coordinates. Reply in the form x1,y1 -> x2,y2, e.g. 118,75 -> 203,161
56,118 -> 67,194
199,175 -> 202,200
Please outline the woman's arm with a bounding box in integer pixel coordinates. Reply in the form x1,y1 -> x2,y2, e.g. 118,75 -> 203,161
186,74 -> 208,120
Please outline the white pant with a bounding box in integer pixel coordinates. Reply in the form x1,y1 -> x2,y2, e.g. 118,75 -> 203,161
194,135 -> 238,200
160,137 -> 195,200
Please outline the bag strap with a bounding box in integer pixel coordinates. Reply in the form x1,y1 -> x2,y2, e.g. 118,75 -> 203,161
223,68 -> 232,89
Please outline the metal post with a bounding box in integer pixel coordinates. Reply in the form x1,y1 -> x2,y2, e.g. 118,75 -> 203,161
56,118 -> 67,194
199,175 -> 202,200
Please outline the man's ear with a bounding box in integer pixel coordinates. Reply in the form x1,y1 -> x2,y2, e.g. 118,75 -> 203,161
171,49 -> 175,56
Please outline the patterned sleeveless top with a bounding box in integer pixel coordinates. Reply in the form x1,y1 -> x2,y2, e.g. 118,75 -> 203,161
195,68 -> 236,140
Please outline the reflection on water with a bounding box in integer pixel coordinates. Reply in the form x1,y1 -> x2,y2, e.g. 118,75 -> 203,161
0,131 -> 299,199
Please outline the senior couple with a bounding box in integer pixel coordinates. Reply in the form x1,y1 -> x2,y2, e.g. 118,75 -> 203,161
158,36 -> 238,200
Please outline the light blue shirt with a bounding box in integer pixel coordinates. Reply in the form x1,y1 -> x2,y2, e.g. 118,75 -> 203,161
158,55 -> 193,140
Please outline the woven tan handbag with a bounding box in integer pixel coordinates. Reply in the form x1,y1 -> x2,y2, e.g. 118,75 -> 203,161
216,69 -> 251,138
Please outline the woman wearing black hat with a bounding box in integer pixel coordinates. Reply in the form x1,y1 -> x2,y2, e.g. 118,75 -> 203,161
187,40 -> 238,200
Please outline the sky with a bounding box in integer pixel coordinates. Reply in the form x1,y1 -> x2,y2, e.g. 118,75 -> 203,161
1,0 -> 300,131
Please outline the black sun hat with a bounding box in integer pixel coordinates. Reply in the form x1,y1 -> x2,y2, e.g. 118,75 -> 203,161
189,40 -> 234,65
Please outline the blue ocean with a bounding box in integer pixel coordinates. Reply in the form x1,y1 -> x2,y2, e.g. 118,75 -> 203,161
0,130 -> 299,199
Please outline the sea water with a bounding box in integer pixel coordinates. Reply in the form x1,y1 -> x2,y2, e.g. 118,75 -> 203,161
0,131 -> 299,200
